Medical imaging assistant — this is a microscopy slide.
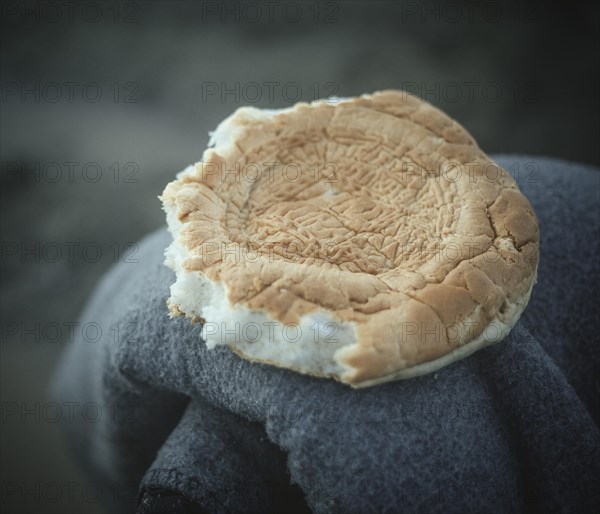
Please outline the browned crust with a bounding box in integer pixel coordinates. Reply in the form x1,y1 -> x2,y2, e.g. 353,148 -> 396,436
161,90 -> 539,385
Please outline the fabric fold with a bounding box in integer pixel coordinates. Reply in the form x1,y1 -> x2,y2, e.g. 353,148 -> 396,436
140,398 -> 310,513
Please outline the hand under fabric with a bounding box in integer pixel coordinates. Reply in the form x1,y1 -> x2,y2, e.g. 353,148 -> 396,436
51,156 -> 600,513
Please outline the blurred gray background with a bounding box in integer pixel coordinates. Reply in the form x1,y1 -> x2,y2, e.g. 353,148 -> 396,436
1,1 -> 599,513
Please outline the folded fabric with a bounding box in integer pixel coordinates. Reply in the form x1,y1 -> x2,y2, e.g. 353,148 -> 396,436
51,156 -> 600,514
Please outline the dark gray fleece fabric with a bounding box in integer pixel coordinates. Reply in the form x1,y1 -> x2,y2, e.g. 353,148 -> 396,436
51,156 -> 600,514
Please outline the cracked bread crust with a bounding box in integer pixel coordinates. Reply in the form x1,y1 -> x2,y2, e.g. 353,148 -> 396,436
162,90 -> 539,386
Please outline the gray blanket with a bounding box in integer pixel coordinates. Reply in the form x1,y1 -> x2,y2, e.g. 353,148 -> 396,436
51,155 -> 600,513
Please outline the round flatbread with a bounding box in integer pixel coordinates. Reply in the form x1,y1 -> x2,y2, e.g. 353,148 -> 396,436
161,90 -> 539,387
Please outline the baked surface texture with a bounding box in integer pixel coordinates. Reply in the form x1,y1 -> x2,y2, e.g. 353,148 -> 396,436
161,90 -> 539,387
